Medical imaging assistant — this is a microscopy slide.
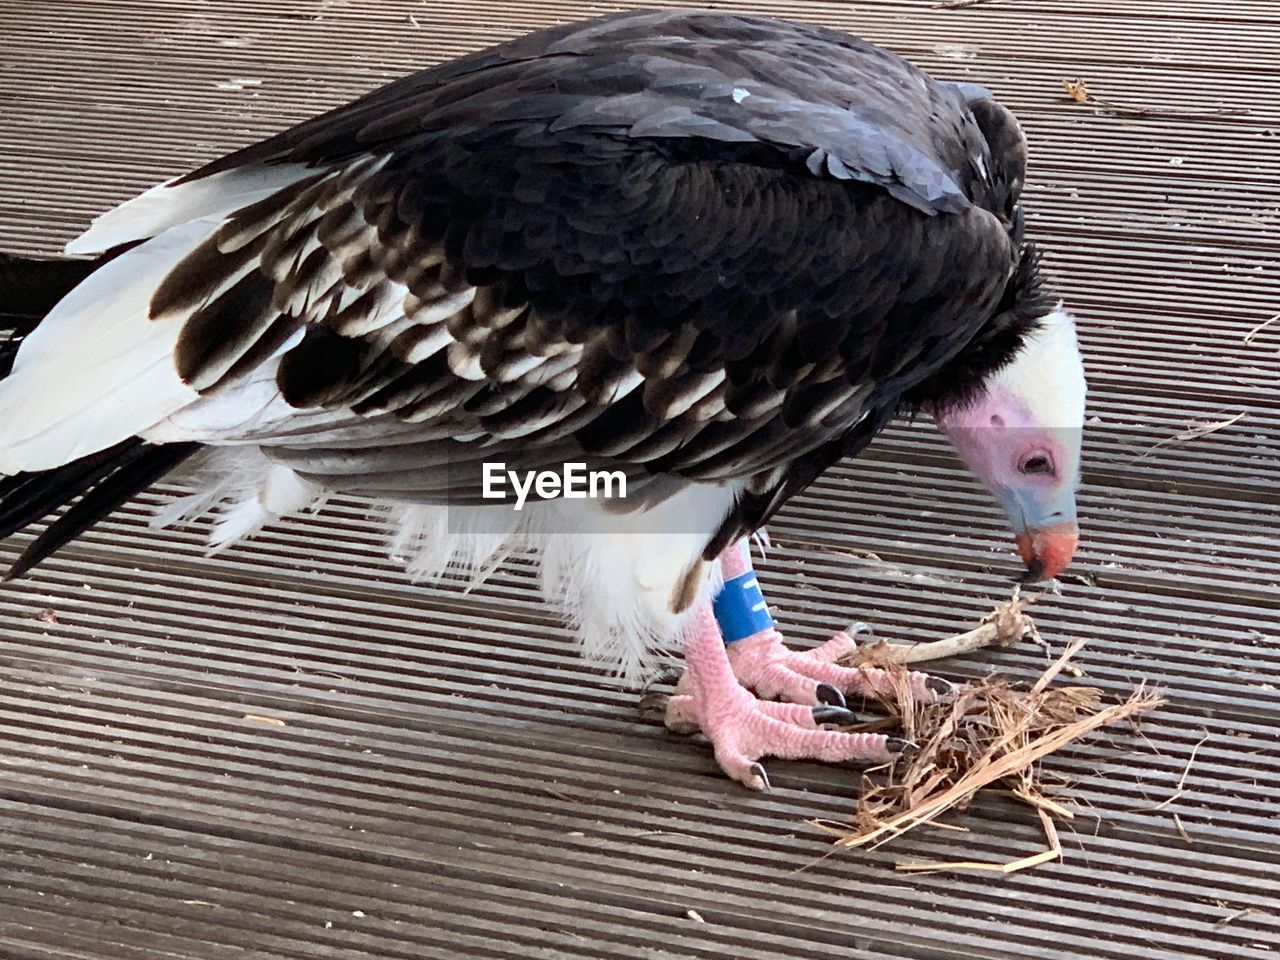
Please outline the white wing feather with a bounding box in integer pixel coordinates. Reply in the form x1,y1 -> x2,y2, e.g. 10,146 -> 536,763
64,164 -> 314,256
0,222 -> 231,472
0,165 -> 321,474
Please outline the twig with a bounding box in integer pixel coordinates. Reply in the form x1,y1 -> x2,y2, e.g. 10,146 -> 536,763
1061,78 -> 1251,119
936,0 -> 1003,8
1124,731 -> 1207,813
1215,906 -> 1264,929
1039,807 -> 1063,858
1244,312 -> 1280,344
895,849 -> 1058,874
1129,411 -> 1247,463
1030,638 -> 1088,697
1008,787 -> 1077,821
851,623 -> 1010,664
1172,734 -> 1205,792
1172,813 -> 1197,845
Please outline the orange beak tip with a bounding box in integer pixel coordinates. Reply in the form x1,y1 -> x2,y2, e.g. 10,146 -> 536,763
1015,522 -> 1079,583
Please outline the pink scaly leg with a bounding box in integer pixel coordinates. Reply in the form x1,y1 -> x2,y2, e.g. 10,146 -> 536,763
671,603 -> 912,790
716,540 -> 953,709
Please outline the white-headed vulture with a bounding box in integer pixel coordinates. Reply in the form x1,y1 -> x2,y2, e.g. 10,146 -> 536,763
0,11 -> 1085,788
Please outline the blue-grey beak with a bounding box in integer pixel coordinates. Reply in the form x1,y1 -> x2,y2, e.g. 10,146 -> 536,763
998,485 -> 1079,582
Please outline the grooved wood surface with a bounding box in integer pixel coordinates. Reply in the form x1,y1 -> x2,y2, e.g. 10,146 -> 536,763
1,2 -> 1278,958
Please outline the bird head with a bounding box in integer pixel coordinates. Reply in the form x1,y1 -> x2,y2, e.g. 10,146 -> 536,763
932,308 -> 1086,583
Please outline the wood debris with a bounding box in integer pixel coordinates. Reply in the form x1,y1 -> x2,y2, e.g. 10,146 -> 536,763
1062,78 -> 1092,104
816,620 -> 1165,873
1130,410 -> 1247,462
845,589 -> 1041,666
242,714 -> 287,727
1243,312 -> 1280,345
1060,77 -> 1251,118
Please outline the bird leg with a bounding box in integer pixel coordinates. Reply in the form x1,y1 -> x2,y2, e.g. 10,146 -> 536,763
714,540 -> 952,709
666,539 -> 941,790
669,603 -> 913,790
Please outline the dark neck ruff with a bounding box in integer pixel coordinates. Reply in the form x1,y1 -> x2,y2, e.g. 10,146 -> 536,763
902,242 -> 1056,416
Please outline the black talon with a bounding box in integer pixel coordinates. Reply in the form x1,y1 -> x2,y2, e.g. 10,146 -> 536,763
887,737 -> 920,759
748,762 -> 771,791
815,684 -> 847,708
925,676 -> 958,698
811,705 -> 858,728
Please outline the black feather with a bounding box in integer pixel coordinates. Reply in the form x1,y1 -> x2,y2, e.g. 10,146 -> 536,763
109,10 -> 1047,552
0,328 -> 22,381
901,242 -> 1052,414
4,442 -> 198,581
0,252 -> 99,377
0,252 -> 96,329
175,270 -> 280,388
278,325 -> 368,407
0,440 -> 145,540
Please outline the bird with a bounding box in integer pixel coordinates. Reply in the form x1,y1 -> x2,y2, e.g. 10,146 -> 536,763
0,9 -> 1085,790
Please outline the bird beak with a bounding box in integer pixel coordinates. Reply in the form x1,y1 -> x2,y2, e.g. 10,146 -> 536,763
1014,520 -> 1079,583
997,482 -> 1080,583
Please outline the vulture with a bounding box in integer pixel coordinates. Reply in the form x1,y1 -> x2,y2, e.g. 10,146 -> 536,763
0,10 -> 1085,789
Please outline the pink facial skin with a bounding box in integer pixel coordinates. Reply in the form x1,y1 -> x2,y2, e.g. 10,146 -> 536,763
933,381 -> 1081,582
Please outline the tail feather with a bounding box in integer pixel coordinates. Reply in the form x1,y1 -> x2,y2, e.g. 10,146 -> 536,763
0,439 -> 143,540
0,252 -> 97,329
1,253 -> 98,378
0,223 -> 218,474
3,441 -> 198,581
1,251 -> 199,579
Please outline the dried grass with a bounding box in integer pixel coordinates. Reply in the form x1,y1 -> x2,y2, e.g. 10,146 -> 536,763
814,605 -> 1165,873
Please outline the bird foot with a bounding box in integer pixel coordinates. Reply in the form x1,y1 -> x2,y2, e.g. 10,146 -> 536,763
663,677 -> 914,791
723,625 -> 954,709
667,543 -> 954,789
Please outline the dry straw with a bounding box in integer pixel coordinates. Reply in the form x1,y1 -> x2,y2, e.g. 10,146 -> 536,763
814,594 -> 1165,873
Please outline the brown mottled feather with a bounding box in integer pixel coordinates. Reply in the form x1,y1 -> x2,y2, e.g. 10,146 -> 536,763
129,10 -> 1053,552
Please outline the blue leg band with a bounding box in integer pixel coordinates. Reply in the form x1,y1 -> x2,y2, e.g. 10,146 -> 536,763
713,570 -> 776,644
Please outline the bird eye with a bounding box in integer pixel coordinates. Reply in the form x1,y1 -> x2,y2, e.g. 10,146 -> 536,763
1019,452 -> 1055,476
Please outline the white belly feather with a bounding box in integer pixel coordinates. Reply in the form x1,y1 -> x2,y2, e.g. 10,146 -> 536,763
158,446 -> 735,686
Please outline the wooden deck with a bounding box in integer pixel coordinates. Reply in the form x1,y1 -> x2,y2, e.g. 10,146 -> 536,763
1,1 -> 1278,957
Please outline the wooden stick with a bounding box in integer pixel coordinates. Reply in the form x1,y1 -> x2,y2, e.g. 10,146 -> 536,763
846,595 -> 1040,665
852,622 -> 1007,664
895,849 -> 1058,874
